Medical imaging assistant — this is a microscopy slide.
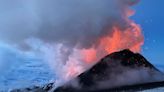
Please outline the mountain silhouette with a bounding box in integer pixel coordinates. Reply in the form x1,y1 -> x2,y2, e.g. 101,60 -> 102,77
11,49 -> 164,92
54,49 -> 163,92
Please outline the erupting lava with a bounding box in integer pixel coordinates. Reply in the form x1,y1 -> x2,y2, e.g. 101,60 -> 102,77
81,48 -> 97,63
40,0 -> 145,84
69,12 -> 144,81
99,22 -> 143,54
81,22 -> 144,64
0,0 -> 147,89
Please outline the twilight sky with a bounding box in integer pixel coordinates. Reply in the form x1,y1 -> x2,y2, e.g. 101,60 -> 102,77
132,0 -> 164,66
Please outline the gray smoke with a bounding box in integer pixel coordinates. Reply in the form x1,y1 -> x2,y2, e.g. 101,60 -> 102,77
0,0 -> 140,49
0,0 -> 144,88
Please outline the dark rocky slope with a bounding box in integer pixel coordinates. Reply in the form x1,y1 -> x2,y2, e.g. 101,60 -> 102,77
11,49 -> 164,92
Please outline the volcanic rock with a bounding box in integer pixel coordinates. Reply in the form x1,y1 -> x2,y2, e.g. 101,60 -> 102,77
54,49 -> 164,92
10,49 -> 164,92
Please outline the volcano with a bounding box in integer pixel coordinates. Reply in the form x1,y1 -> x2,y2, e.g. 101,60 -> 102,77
11,49 -> 164,92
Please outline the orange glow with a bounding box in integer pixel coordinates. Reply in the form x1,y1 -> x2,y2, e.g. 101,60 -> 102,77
99,28 -> 122,54
66,65 -> 77,79
64,10 -> 144,80
80,21 -> 143,65
81,48 -> 97,63
64,58 -> 82,80
79,21 -> 143,66
56,3 -> 144,82
64,22 -> 144,80
99,22 -> 143,54
126,9 -> 135,17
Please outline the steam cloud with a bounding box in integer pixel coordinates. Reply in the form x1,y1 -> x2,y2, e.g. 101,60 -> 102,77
0,0 -> 144,87
0,0 -> 142,48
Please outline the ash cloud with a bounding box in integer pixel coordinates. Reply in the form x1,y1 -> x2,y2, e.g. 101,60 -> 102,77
0,0 -> 141,48
0,0 -> 144,88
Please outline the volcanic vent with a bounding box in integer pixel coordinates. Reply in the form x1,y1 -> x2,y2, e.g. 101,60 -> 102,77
54,49 -> 163,92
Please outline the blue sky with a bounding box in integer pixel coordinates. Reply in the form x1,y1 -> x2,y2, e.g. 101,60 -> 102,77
132,0 -> 164,66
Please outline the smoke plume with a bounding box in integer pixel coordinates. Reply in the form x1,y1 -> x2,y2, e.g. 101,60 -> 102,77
0,0 -> 144,87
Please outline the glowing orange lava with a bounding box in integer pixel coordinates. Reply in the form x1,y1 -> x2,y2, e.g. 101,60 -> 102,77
81,48 -> 97,63
65,9 -> 144,79
81,21 -> 144,64
99,22 -> 144,54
